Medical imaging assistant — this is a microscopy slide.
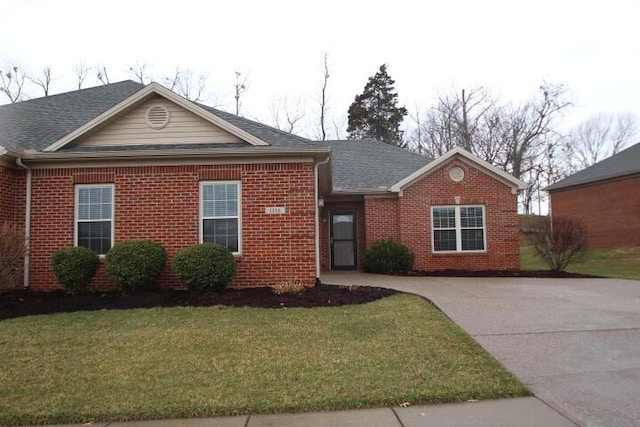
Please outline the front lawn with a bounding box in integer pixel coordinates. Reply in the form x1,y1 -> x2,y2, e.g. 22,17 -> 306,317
521,243 -> 640,280
0,295 -> 528,425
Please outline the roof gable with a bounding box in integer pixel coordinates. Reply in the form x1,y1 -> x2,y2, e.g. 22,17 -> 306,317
0,80 -> 144,151
45,82 -> 268,151
389,147 -> 526,194
71,95 -> 245,148
547,142 -> 640,191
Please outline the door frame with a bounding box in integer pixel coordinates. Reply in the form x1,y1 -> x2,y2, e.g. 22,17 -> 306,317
329,211 -> 357,270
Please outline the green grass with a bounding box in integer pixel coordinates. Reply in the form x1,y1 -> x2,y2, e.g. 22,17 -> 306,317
0,295 -> 529,425
521,243 -> 640,280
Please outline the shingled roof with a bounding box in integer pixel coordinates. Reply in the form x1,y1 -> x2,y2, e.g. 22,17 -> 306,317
0,80 -> 322,151
0,81 -> 433,192
324,139 -> 432,190
0,81 -> 144,151
547,142 -> 640,191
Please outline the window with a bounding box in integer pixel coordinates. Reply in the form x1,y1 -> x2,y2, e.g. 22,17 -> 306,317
76,184 -> 114,255
432,205 -> 486,252
200,181 -> 241,253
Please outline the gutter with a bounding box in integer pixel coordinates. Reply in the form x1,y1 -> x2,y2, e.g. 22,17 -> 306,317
15,157 -> 31,289
314,154 -> 331,284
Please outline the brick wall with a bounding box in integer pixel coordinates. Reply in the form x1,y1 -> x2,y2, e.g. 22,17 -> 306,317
27,162 -> 316,291
319,199 -> 366,270
361,158 -> 520,271
549,174 -> 640,248
0,165 -> 18,223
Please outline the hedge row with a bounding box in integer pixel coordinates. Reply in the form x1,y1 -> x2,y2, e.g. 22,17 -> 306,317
51,241 -> 236,294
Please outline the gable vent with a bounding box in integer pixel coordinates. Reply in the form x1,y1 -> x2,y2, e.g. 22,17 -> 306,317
146,105 -> 170,129
449,167 -> 465,182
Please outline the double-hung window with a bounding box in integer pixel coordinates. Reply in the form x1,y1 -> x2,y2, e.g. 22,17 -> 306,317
200,181 -> 241,253
76,184 -> 114,255
432,205 -> 486,252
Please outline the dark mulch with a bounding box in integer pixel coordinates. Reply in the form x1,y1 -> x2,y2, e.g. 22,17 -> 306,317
403,269 -> 600,278
0,284 -> 399,320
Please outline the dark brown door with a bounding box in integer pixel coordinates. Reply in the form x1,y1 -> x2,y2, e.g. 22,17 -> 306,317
330,212 -> 357,269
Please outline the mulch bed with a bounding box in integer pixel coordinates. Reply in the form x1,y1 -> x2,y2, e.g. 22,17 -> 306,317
0,284 -> 399,320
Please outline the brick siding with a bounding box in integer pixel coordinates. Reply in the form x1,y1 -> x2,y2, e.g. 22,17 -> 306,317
549,174 -> 640,248
325,158 -> 520,272
25,162 -> 316,291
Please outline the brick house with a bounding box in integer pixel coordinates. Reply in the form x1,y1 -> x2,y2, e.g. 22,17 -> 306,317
547,142 -> 640,248
0,81 -> 525,291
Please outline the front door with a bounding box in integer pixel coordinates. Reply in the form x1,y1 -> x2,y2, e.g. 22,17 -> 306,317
330,212 -> 357,269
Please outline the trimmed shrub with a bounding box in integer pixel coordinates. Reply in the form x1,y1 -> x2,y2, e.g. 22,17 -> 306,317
0,222 -> 27,293
363,238 -> 414,274
51,246 -> 99,294
105,240 -> 166,292
172,243 -> 236,293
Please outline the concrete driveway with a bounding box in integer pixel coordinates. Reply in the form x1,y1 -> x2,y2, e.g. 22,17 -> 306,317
321,272 -> 640,427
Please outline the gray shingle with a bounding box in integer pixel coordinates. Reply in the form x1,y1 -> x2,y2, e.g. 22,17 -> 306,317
547,142 -> 640,190
0,81 -> 145,151
0,80 -> 323,152
323,139 -> 432,190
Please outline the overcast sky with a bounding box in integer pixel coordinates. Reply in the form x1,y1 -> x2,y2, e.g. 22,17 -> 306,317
2,0 -> 639,138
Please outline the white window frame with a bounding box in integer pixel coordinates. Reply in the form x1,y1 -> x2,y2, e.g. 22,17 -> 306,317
431,205 -> 487,253
74,183 -> 115,255
199,180 -> 242,255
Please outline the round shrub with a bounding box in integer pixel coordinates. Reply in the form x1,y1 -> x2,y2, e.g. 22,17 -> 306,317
363,238 -> 414,274
172,243 -> 237,293
105,240 -> 166,293
51,246 -> 100,294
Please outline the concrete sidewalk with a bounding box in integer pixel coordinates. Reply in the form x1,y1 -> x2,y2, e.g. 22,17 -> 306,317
34,397 -> 575,427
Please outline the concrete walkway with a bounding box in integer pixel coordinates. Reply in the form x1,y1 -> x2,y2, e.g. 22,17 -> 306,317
321,271 -> 640,427
30,397 -> 574,427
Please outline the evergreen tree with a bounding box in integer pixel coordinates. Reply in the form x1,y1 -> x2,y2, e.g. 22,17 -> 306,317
347,64 -> 408,146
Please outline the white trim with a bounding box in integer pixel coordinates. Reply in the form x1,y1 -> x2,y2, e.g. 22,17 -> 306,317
390,147 -> 526,193
74,183 -> 115,255
199,180 -> 242,255
19,154 -> 321,170
430,205 -> 487,254
44,82 -> 269,152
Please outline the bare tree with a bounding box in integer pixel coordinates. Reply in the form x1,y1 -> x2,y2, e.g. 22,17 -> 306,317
269,96 -> 306,133
73,62 -> 89,89
162,67 -> 209,102
318,53 -> 330,141
564,112 -> 637,171
234,71 -> 248,115
0,63 -> 27,103
29,66 -> 53,96
411,82 -> 570,213
128,61 -> 152,84
528,217 -> 588,271
96,65 -> 110,85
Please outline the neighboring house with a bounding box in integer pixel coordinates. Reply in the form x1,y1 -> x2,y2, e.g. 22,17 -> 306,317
547,142 -> 640,248
0,81 -> 525,291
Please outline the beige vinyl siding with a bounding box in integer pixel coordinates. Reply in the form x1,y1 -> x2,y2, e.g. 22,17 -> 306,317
77,96 -> 243,147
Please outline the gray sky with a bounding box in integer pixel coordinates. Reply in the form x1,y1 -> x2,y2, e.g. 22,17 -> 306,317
2,0 -> 639,138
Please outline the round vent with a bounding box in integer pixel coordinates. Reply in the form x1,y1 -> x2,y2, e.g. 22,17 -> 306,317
449,166 -> 465,182
146,105 -> 170,129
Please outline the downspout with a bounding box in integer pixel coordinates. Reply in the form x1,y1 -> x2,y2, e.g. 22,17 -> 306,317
16,158 -> 31,289
314,155 -> 331,285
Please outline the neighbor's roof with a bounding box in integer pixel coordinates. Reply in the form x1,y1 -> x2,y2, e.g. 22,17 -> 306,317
547,142 -> 640,191
0,80 -> 321,152
324,139 -> 432,191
